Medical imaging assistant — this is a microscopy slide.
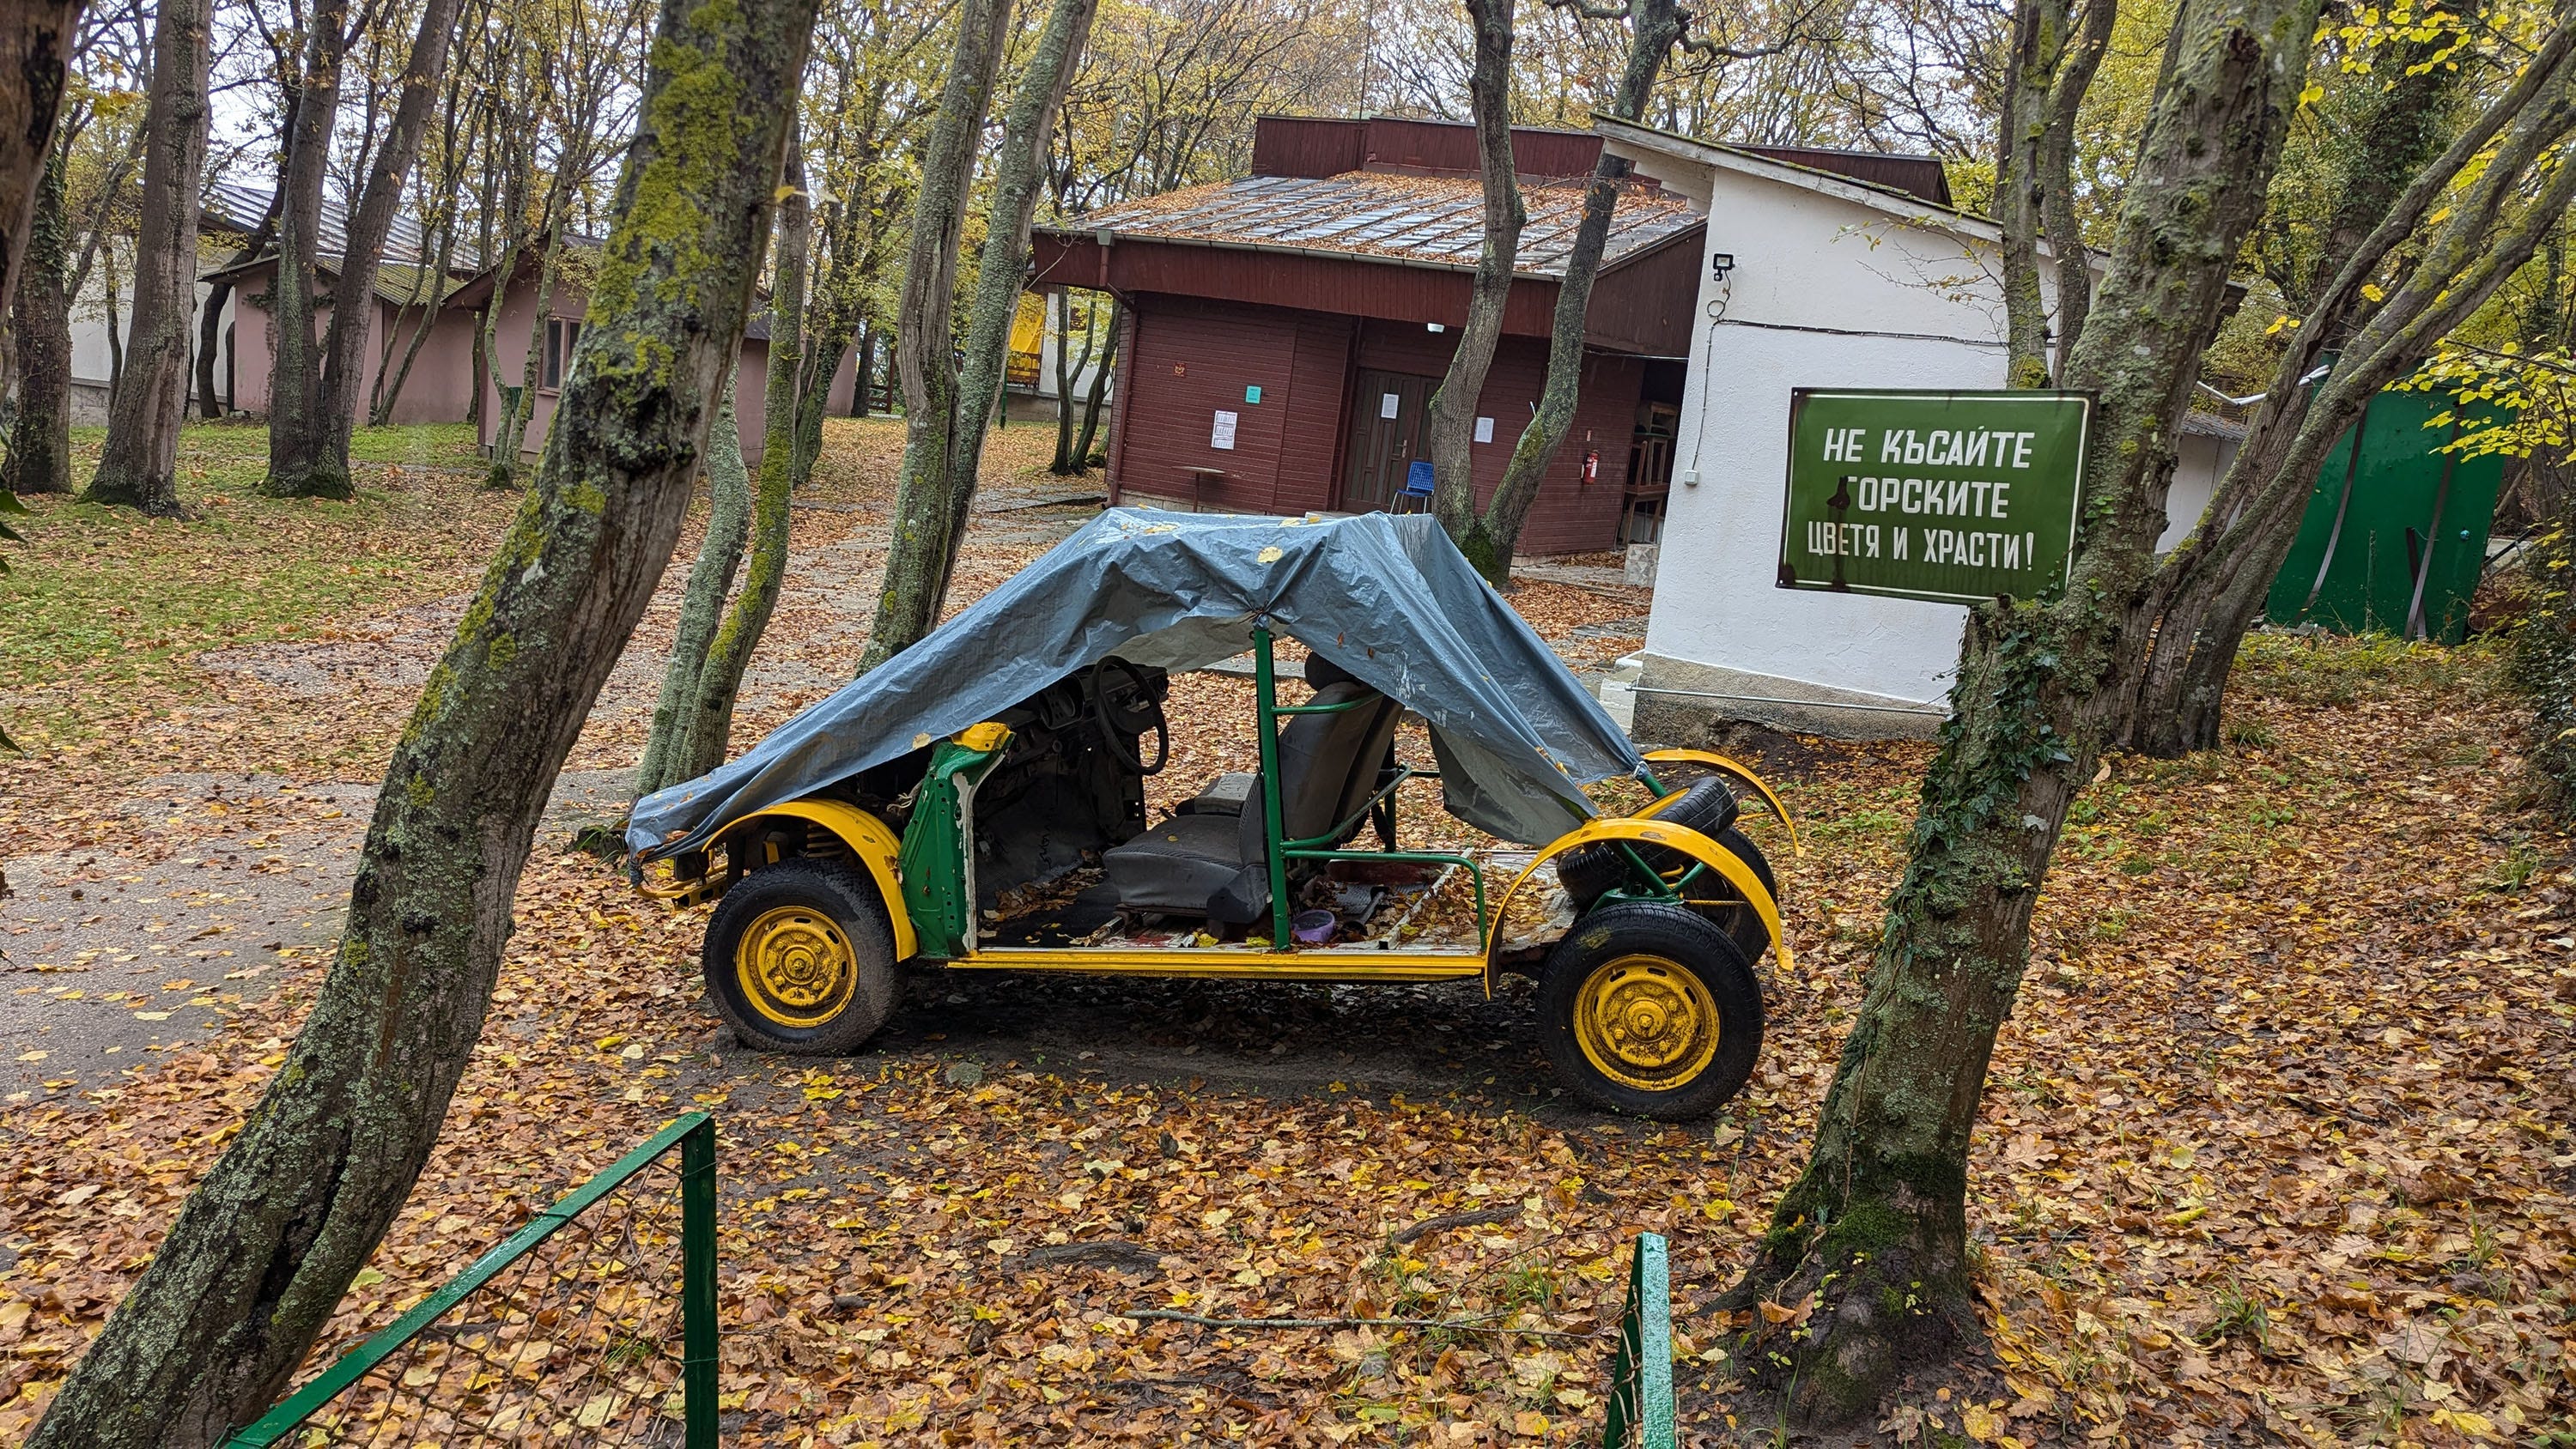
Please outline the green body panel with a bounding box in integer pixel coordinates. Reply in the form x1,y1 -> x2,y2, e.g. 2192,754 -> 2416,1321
2263,386 -> 2507,644
1778,389 -> 2092,604
897,736 -> 1007,959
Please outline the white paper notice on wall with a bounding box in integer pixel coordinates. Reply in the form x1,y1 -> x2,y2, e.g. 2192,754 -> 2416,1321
1473,416 -> 1493,443
1211,410 -> 1238,450
1380,392 -> 1400,420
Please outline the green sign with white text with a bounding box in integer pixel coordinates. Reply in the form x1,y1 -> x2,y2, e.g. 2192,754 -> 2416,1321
1777,389 -> 2092,604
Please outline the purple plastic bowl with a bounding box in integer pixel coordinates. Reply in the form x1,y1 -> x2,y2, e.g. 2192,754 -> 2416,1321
1291,909 -> 1339,944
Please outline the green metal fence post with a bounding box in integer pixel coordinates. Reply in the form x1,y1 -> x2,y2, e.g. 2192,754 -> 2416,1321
683,1113 -> 720,1449
1601,1232 -> 1674,1449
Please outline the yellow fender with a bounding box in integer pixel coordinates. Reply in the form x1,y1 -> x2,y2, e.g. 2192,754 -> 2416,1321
726,799 -> 918,962
1485,815 -> 1792,994
1643,748 -> 1801,857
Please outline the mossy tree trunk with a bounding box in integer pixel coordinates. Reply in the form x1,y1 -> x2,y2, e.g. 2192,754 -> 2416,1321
1996,0 -> 2112,385
1461,0 -> 1685,585
659,135 -> 811,785
2114,17 -> 2576,755
5,159 -> 71,496
26,0 -> 814,1436
860,0 -> 1012,669
82,0 -> 210,518
1425,0 -> 1522,544
923,0 -> 1102,603
1729,0 -> 2317,1421
635,370 -> 750,799
0,0 -> 80,322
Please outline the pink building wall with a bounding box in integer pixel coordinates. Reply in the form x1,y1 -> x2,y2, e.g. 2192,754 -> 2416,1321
219,260 -> 481,424
478,271 -> 856,467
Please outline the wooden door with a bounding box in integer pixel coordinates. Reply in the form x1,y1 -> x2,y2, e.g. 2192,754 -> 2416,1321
1342,370 -> 1437,512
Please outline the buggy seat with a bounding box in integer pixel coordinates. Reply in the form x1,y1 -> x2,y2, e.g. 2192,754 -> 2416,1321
1102,658 -> 1401,923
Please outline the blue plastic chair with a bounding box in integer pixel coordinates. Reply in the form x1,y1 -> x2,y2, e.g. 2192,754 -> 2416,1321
1395,459 -> 1435,512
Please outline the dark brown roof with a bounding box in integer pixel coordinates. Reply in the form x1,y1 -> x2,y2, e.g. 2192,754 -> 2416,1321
1730,145 -> 1953,208
1054,171 -> 1699,278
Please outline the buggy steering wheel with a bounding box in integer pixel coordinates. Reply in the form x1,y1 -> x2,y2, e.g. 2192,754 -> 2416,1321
1092,657 -> 1170,774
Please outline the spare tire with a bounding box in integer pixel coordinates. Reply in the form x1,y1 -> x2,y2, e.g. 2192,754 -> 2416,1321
1554,776 -> 1740,907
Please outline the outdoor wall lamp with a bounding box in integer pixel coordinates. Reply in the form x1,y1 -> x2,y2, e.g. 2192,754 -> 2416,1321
1710,252 -> 1735,280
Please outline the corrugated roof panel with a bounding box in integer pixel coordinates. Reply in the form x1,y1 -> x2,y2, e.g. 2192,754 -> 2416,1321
1068,172 -> 1698,279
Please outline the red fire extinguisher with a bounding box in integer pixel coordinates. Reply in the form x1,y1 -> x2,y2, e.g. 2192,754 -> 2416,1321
1582,449 -> 1600,485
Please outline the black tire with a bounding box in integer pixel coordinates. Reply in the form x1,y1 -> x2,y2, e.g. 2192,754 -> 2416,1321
1554,776 -> 1740,906
1683,824 -> 1777,966
1537,901 -> 1763,1120
702,858 -> 901,1055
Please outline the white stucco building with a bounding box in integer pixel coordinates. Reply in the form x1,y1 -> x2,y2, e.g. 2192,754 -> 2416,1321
1599,119 -> 2236,740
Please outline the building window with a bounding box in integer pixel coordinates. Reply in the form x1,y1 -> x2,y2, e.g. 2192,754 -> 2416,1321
544,318 -> 580,391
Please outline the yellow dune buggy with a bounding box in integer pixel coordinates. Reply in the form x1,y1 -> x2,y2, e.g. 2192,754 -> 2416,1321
629,510 -> 1794,1119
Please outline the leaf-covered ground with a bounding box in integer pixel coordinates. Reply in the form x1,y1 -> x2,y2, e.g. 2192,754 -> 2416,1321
0,425 -> 2569,1446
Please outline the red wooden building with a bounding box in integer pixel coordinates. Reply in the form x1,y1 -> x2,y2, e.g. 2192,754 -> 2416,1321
1029,116 -> 1707,554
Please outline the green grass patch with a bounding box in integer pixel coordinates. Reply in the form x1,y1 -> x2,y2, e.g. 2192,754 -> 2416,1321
2232,629 -> 2503,710
3,422 -> 508,747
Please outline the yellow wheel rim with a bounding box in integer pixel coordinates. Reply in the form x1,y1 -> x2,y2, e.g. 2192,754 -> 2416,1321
735,905 -> 857,1029
1573,954 -> 1719,1093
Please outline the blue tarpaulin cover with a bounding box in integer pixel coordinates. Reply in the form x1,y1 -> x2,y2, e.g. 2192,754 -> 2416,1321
628,508 -> 1645,858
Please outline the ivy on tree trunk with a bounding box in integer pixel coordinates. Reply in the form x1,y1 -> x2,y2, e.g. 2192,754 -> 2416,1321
82,0 -> 210,518
1728,0 -> 2317,1420
26,0 -> 814,1436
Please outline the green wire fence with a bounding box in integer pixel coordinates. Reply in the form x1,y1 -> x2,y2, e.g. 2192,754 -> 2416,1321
226,1113 -> 718,1448
1601,1232 -> 1675,1449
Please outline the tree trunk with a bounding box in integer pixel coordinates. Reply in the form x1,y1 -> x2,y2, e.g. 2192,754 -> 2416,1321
5,159 -> 71,495
1994,0 -> 2069,387
860,0 -> 1097,672
860,0 -> 1012,666
1072,296 -> 1116,464
925,0 -> 1102,592
1048,288 -> 1093,474
196,158 -> 287,419
488,215 -> 573,486
853,322 -> 872,416
261,0 -> 354,497
267,0 -> 470,496
1467,0 -> 1683,585
662,136 -> 810,785
0,0 -> 82,323
25,0 -> 815,1439
2040,0 -> 2113,373
635,372 -> 751,799
1997,0 -> 2112,385
1425,0 -> 1522,549
372,211 -> 459,427
1729,0 -> 2317,1421
2116,15 -> 2576,755
82,0 -> 210,518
